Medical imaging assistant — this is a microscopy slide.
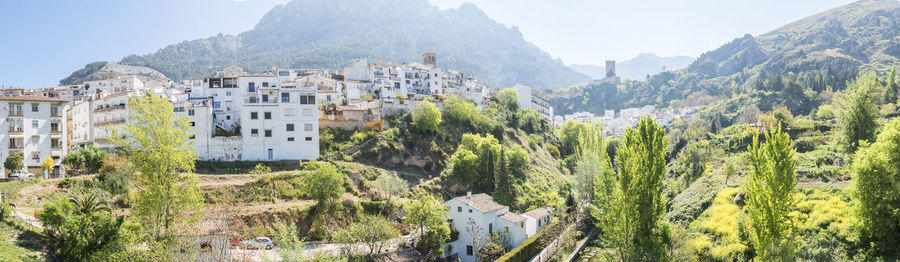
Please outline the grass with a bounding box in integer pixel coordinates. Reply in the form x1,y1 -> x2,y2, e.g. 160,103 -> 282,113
0,220 -> 44,262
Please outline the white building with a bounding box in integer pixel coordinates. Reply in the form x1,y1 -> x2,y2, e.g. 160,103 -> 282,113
511,84 -> 554,121
443,193 -> 552,262
180,66 -> 320,161
1,95 -> 68,178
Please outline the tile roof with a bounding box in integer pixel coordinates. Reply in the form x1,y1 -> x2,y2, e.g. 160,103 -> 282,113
522,207 -> 552,219
0,95 -> 67,102
498,212 -> 526,223
454,193 -> 506,213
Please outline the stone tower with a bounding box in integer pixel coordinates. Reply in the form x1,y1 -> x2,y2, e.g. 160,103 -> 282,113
605,60 -> 616,78
423,51 -> 437,67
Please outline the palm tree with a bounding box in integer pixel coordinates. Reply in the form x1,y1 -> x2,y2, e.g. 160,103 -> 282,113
69,191 -> 110,215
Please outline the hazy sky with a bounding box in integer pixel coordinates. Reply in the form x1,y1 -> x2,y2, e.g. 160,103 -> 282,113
0,0 -> 855,88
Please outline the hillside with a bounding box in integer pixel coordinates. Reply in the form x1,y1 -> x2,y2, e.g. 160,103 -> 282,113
59,61 -> 171,85
116,0 -> 588,90
554,0 -> 900,116
569,53 -> 694,80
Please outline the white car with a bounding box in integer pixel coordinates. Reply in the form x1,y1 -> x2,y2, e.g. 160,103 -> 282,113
8,170 -> 34,180
241,237 -> 274,250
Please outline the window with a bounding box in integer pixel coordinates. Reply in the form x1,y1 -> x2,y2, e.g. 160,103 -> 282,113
264,129 -> 272,137
31,103 -> 39,112
304,123 -> 313,132
188,109 -> 195,116
488,223 -> 493,233
264,112 -> 272,120
226,91 -> 232,96
248,82 -> 256,92
299,95 -> 316,105
520,222 -> 524,228
281,93 -> 290,103
226,116 -> 231,120
190,122 -> 195,127
305,137 -> 312,141
284,109 -> 296,117
468,209 -> 472,213
457,206 -> 462,212
32,120 -> 39,128
286,124 -> 294,131
213,102 -> 221,109
262,94 -> 269,102
262,82 -> 269,87
251,129 -> 259,137
504,226 -> 509,233
251,112 -> 258,120
287,137 -> 294,142
466,246 -> 473,256
303,109 -> 314,117
31,152 -> 40,161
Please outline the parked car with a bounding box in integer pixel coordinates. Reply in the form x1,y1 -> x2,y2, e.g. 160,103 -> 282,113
8,170 -> 34,180
240,237 -> 274,250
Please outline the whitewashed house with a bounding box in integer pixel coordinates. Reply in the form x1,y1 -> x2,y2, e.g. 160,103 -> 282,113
511,84 -> 554,121
443,193 -> 552,262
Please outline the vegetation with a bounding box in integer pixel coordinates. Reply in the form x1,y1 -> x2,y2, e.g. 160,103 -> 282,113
62,146 -> 107,176
4,152 -> 23,173
745,126 -> 797,260
412,100 -> 442,132
837,71 -> 881,154
111,93 -> 202,240
851,118 -> 900,257
590,117 -> 669,261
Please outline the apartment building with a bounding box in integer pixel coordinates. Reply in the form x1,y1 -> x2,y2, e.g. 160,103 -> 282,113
511,84 -> 554,121
1,96 -> 68,178
180,66 -> 320,161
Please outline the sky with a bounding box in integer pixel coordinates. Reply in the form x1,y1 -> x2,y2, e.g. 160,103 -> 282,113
0,0 -> 855,88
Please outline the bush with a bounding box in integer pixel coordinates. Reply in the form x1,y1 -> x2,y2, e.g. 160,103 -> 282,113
412,101 -> 442,132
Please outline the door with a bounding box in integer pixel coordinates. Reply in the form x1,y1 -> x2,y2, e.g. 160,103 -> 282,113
267,149 -> 273,160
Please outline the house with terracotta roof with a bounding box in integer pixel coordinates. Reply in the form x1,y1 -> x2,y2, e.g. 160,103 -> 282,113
1,95 -> 68,178
443,192 -> 552,262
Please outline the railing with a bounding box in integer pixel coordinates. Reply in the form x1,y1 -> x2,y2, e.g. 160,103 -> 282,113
8,127 -> 23,133
51,128 -> 62,134
94,118 -> 126,126
51,109 -> 62,117
8,110 -> 23,116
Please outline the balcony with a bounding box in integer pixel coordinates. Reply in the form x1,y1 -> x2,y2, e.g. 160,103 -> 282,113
94,118 -> 126,126
8,127 -> 23,134
51,128 -> 62,134
243,97 -> 277,106
8,110 -> 23,116
95,104 -> 126,113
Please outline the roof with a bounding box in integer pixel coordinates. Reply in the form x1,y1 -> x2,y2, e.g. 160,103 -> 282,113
499,212 -> 526,223
454,193 -> 506,213
522,207 -> 552,219
0,95 -> 67,102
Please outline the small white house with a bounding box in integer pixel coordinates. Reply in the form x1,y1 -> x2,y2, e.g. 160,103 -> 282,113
443,193 -> 552,262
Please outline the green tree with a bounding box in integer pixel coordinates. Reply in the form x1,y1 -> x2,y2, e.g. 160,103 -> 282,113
450,134 -> 502,191
443,96 -> 492,133
492,88 -> 520,112
851,118 -> 900,256
837,71 -> 880,154
38,191 -> 133,261
332,215 -> 399,256
412,100 -> 442,132
493,147 -> 515,206
405,189 -> 450,257
250,163 -> 275,203
62,146 -> 107,175
372,172 -> 409,199
571,123 -> 609,205
111,93 -> 202,240
303,162 -> 345,210
590,117 -> 668,261
4,151 -> 24,173
745,125 -> 797,261
884,65 -> 897,104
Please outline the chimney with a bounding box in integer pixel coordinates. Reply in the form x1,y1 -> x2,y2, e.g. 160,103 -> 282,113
466,192 -> 472,204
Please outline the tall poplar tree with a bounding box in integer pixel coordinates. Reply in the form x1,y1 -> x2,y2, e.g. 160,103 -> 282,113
851,118 -> 900,256
838,71 -> 880,154
111,93 -> 202,240
590,117 -> 668,261
745,125 -> 797,261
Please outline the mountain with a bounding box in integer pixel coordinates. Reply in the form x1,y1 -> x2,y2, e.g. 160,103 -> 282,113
60,61 -> 170,85
569,53 -> 694,80
552,0 -> 900,116
675,0 -> 900,95
116,0 -> 588,90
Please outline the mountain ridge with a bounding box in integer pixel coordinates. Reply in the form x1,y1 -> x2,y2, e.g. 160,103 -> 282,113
112,0 -> 587,90
569,53 -> 695,81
